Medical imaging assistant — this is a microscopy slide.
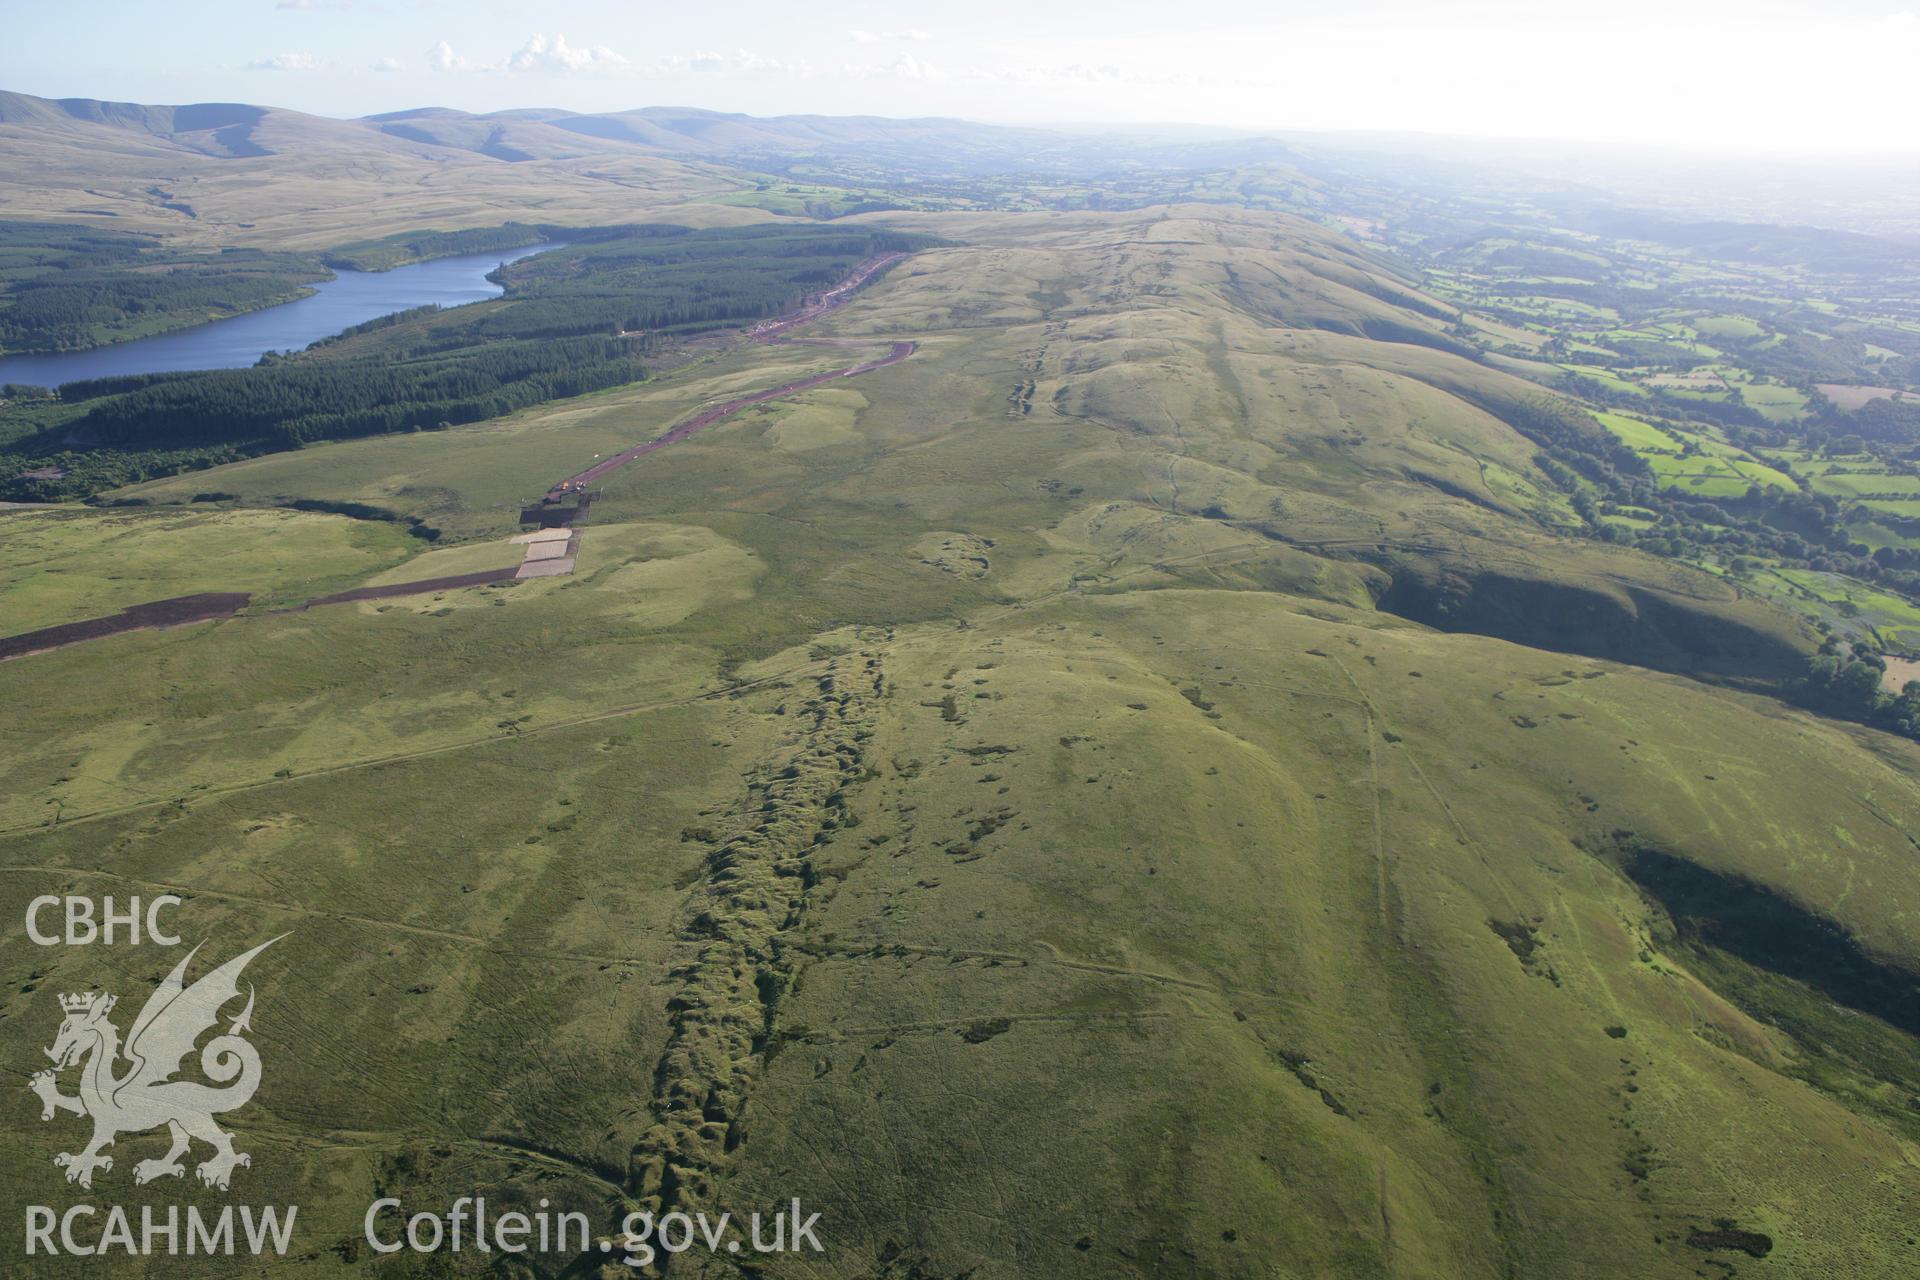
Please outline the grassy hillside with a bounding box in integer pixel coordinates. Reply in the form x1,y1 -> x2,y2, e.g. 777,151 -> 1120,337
3,203 -> 1915,1278
0,505 -> 415,629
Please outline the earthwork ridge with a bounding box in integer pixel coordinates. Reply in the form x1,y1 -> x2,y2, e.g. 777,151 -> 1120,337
629,646 -> 884,1229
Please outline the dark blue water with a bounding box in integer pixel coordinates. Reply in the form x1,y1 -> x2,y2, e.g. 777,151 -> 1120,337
0,243 -> 561,389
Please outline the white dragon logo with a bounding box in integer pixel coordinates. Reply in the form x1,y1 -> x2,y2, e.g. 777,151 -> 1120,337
28,938 -> 281,1191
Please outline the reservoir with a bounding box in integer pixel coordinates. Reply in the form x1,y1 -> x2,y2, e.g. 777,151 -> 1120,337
0,243 -> 561,389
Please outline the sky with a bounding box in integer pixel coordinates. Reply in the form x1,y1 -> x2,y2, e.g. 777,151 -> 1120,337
5,0 -> 1920,156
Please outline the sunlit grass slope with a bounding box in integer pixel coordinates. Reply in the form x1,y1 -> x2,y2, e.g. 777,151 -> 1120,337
1,205 -> 1912,1279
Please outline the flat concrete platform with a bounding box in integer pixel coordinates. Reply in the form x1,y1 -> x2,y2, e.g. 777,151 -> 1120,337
516,557 -> 576,579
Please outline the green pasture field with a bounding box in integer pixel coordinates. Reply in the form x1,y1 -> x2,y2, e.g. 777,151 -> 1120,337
1860,498 -> 1920,518
1765,565 -> 1920,648
1810,470 -> 1920,499
0,505 -> 416,631
1842,518 -> 1920,551
1593,410 -> 1679,451
1693,314 -> 1767,340
1595,411 -> 1795,495
1736,378 -> 1810,421
1558,364 -> 1647,396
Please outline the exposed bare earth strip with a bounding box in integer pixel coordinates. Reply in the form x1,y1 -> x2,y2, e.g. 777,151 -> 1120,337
292,568 -> 518,608
0,592 -> 249,662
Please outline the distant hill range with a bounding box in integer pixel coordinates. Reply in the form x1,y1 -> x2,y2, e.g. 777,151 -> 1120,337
0,89 -> 1132,170
3,89 -> 1914,248
0,88 -> 1325,247
371,104 -> 1072,165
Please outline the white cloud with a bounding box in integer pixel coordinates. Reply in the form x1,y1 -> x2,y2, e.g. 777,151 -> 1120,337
371,56 -> 404,73
1009,61 -> 1171,86
835,52 -> 1195,90
871,52 -> 936,80
656,50 -> 722,73
428,33 -> 627,75
426,40 -> 474,73
656,48 -> 802,76
246,52 -> 323,71
507,33 -> 628,74
276,0 -> 352,9
849,29 -> 930,44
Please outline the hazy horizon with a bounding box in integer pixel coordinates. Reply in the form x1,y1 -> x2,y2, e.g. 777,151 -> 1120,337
5,0 -> 1920,159
13,87 -> 1920,178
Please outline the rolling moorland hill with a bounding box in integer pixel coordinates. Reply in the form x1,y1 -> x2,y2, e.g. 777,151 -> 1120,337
0,91 -> 1077,239
15,88 -> 1918,261
0,90 -> 1166,174
3,193 -> 1919,1278
0,91 -> 757,248
375,104 -> 1062,164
